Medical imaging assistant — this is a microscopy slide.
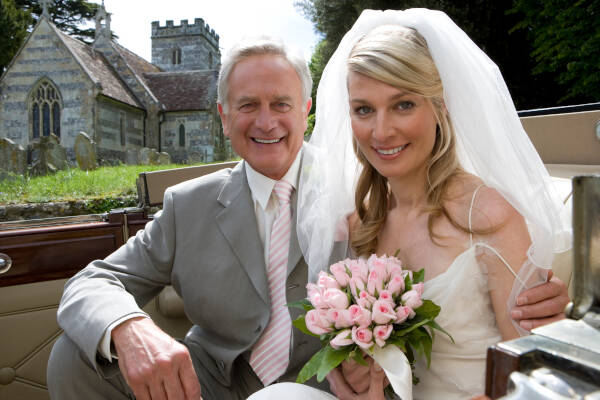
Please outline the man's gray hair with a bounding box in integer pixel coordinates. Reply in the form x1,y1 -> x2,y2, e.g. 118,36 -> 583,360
217,36 -> 312,112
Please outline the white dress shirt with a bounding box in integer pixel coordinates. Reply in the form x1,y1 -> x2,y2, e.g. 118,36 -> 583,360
98,149 -> 302,361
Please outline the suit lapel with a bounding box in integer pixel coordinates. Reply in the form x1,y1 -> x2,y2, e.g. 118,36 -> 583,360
216,162 -> 269,305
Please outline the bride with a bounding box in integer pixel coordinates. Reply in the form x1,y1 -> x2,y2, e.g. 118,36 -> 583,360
251,8 -> 571,400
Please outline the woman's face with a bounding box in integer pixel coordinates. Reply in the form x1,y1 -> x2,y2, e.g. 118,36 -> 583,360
348,71 -> 438,182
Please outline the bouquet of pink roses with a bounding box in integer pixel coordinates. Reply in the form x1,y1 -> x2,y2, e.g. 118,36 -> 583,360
288,254 -> 450,396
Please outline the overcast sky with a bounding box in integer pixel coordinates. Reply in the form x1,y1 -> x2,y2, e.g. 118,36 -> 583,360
88,0 -> 321,62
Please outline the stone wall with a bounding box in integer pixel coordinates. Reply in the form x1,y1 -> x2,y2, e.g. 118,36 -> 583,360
162,111 -> 217,163
0,19 -> 95,150
0,196 -> 138,222
151,19 -> 220,72
96,97 -> 145,152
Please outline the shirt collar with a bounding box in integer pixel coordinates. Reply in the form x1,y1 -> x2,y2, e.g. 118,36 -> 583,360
246,147 -> 302,211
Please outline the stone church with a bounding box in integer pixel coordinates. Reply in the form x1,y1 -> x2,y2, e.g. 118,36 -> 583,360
0,0 -> 229,165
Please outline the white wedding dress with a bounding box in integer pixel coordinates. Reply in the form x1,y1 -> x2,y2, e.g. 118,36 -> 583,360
249,187 -> 515,400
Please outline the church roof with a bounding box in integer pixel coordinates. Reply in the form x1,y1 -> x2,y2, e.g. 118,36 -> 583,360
52,26 -> 144,109
143,70 -> 218,112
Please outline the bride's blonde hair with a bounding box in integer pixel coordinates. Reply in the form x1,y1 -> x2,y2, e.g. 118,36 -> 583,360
348,25 -> 464,256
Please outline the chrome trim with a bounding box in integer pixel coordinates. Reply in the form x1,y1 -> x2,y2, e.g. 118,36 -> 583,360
0,214 -> 107,231
0,253 -> 12,274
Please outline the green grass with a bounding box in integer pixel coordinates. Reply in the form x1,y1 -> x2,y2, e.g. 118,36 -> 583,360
0,163 -> 209,204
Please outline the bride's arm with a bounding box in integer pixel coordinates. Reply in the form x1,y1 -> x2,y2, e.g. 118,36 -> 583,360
471,186 -> 531,340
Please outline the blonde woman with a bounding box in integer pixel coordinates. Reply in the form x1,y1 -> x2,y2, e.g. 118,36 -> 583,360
251,8 -> 571,400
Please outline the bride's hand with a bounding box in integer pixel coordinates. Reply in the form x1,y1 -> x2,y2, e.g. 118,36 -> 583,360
326,358 -> 387,400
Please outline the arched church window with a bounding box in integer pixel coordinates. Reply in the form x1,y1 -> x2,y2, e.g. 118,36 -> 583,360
42,103 -> 51,137
29,78 -> 62,140
32,104 -> 40,139
172,47 -> 182,65
179,124 -> 185,147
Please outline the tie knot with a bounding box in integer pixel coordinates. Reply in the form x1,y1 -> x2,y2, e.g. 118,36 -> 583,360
273,180 -> 293,205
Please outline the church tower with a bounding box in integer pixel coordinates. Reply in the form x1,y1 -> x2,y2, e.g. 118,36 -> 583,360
151,19 -> 221,72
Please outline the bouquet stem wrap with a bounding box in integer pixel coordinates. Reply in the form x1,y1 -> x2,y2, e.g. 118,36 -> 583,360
372,345 -> 413,400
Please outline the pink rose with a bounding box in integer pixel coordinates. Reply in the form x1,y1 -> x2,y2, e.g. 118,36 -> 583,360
317,271 -> 340,290
373,324 -> 393,347
349,276 -> 366,299
367,254 -> 390,281
306,283 -> 326,309
372,300 -> 397,324
394,305 -> 412,324
348,259 -> 368,282
367,268 -> 385,297
323,288 -> 350,309
330,329 -> 354,349
386,273 -> 405,296
327,308 -> 353,329
305,309 -> 332,335
401,289 -> 423,310
357,290 -> 376,310
330,261 -> 351,287
349,304 -> 372,327
378,290 -> 394,304
352,326 -> 374,350
384,256 -> 403,276
412,282 -> 425,296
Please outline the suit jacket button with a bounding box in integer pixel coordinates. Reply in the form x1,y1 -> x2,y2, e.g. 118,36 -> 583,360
219,360 -> 225,371
255,325 -> 262,333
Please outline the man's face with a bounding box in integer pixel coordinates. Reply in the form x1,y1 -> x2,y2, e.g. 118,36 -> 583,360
218,54 -> 311,180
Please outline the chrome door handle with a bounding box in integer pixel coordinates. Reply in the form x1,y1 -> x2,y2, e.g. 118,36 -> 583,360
0,253 -> 12,274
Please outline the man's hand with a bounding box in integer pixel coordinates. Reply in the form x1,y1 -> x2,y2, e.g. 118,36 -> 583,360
510,270 -> 570,331
112,317 -> 202,400
327,358 -> 387,400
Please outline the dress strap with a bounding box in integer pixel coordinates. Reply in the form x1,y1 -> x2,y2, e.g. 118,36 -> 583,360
468,184 -> 486,246
469,184 -> 527,288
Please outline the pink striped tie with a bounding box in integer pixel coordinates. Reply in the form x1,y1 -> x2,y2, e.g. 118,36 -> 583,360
250,180 -> 294,386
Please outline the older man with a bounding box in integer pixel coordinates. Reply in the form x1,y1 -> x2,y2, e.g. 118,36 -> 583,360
47,36 -> 569,400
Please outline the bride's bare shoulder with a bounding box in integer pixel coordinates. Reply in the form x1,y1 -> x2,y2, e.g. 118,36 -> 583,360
445,173 -> 521,232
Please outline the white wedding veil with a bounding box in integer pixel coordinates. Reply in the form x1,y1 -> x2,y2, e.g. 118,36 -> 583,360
296,8 -> 571,331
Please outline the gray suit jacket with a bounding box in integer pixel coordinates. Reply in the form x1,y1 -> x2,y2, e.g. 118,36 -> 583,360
57,160 -> 329,390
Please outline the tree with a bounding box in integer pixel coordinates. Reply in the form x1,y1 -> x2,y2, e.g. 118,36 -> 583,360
0,0 -> 32,73
15,0 -> 101,42
510,0 -> 599,103
2,0 -> 107,74
295,0 -> 586,109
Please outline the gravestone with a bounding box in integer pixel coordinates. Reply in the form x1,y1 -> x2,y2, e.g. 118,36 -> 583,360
28,134 -> 68,176
126,148 -> 139,165
140,147 -> 160,165
0,138 -> 27,176
187,151 -> 204,164
74,132 -> 98,171
158,152 -> 171,165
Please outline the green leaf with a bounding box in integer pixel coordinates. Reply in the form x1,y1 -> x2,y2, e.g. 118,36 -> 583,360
286,298 -> 314,311
351,348 -> 368,366
392,317 -> 432,337
426,320 -> 454,344
412,268 -> 426,283
404,274 -> 412,291
386,337 -> 407,353
316,346 -> 352,382
415,299 -> 441,320
419,328 -> 433,368
292,315 -> 320,337
296,346 -> 328,383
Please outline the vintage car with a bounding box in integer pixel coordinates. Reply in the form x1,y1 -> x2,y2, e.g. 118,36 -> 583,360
0,104 -> 599,399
